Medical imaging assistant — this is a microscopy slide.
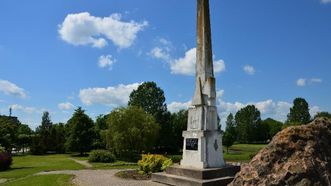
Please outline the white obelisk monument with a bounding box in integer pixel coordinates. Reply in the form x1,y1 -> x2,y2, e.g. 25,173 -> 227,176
180,0 -> 225,169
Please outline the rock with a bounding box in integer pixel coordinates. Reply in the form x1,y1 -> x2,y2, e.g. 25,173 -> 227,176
229,118 -> 331,186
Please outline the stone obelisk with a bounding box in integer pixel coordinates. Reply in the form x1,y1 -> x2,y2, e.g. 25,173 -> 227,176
180,0 -> 225,169
152,1 -> 240,185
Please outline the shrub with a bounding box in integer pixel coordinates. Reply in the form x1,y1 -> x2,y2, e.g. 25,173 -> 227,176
138,154 -> 173,174
88,150 -> 116,163
0,146 -> 5,153
0,151 -> 12,171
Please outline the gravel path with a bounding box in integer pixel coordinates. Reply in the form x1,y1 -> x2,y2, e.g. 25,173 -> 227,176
69,158 -> 93,169
0,179 -> 7,184
37,169 -> 164,186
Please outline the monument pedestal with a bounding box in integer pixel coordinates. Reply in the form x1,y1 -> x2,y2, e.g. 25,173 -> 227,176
152,165 -> 240,186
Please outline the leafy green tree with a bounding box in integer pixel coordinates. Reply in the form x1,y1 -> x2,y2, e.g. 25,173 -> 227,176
261,118 -> 283,139
128,82 -> 170,152
94,115 -> 109,149
50,123 -> 66,153
223,131 -> 235,153
235,105 -> 262,143
0,116 -> 20,152
66,107 -> 95,155
225,113 -> 236,136
170,110 -> 188,153
128,82 -> 167,116
16,124 -> 33,154
106,106 -> 159,157
287,97 -> 311,124
223,113 -> 236,152
314,112 -> 331,119
33,111 -> 53,154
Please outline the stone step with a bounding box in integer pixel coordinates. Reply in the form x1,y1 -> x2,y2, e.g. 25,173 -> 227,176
166,165 -> 240,180
152,172 -> 234,186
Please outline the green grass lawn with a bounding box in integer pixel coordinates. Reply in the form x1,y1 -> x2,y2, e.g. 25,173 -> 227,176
73,156 -> 138,169
0,154 -> 83,186
223,144 -> 267,162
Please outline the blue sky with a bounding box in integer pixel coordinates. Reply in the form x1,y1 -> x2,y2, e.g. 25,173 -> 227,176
0,0 -> 330,129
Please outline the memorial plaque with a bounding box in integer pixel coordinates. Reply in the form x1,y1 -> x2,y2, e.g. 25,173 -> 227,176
186,138 -> 198,150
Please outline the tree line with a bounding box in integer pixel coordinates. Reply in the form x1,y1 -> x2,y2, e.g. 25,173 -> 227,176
222,97 -> 331,151
1,82 -> 330,157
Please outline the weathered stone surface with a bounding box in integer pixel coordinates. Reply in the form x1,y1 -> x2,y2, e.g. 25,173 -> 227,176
229,118 -> 331,186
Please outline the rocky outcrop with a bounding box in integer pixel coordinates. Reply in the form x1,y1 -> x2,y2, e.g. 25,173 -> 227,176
229,118 -> 331,186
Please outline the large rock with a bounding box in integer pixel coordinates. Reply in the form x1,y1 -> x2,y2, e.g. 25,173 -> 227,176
229,118 -> 331,186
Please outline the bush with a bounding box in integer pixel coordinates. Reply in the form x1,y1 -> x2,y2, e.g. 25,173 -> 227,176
138,154 -> 173,174
0,151 -> 12,171
88,150 -> 116,163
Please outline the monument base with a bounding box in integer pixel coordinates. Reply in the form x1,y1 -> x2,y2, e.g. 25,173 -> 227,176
152,164 -> 240,186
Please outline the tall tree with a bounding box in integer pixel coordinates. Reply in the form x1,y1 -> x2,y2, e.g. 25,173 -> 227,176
262,118 -> 283,139
287,97 -> 311,124
223,113 -> 236,152
235,105 -> 262,143
170,110 -> 188,153
65,107 -> 95,155
106,106 -> 159,157
35,111 -> 53,153
128,81 -> 170,152
0,115 -> 20,152
128,82 -> 167,116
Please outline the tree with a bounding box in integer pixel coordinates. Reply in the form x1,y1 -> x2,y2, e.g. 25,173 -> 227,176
50,123 -> 66,153
0,116 -> 20,152
170,110 -> 188,153
128,82 -> 167,116
128,82 -> 170,152
33,111 -> 53,154
287,97 -> 311,124
261,118 -> 283,140
235,105 -> 262,143
314,112 -> 331,119
94,115 -> 109,149
223,131 -> 235,153
223,113 -> 236,152
16,124 -> 33,154
106,106 -> 159,157
66,107 -> 95,155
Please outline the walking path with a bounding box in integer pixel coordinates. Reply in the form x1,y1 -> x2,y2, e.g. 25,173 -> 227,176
69,158 -> 93,169
36,169 -> 163,186
0,179 -> 7,184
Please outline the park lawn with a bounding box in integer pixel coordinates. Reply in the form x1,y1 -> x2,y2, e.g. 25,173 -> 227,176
0,154 -> 83,185
223,144 -> 267,162
3,174 -> 74,186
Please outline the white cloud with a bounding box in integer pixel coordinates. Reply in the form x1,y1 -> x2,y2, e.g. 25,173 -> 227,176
296,78 -> 306,87
216,89 -> 224,98
243,65 -> 255,75
296,78 -> 322,87
170,48 -> 196,75
170,48 -> 225,76
310,78 -> 322,83
58,102 -> 74,110
321,0 -> 331,4
310,106 -> 321,117
0,79 -> 27,98
79,83 -> 140,107
58,12 -> 148,49
168,101 -> 191,113
10,104 -> 40,114
149,47 -> 170,61
98,55 -> 116,69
